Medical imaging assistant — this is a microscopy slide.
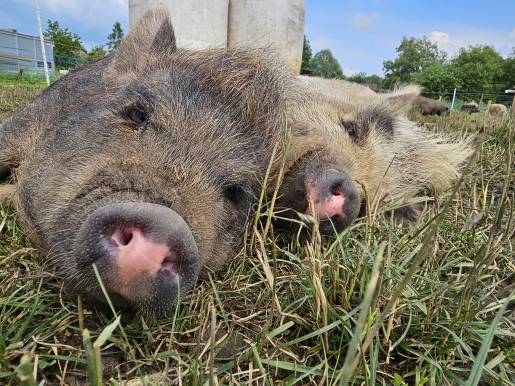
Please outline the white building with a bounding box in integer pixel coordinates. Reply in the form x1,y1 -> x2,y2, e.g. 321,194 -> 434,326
0,29 -> 55,73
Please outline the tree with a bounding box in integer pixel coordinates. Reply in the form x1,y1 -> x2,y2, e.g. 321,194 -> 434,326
44,20 -> 86,70
309,49 -> 345,79
86,45 -> 107,61
502,47 -> 515,89
451,45 -> 504,96
301,35 -> 312,70
382,36 -> 446,88
107,21 -> 124,52
347,71 -> 384,88
410,64 -> 462,94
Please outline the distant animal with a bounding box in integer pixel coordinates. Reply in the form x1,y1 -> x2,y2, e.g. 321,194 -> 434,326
412,96 -> 450,116
461,103 -> 481,114
488,104 -> 507,117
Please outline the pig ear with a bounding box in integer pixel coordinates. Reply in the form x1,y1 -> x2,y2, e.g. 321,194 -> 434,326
108,6 -> 176,75
383,85 -> 420,115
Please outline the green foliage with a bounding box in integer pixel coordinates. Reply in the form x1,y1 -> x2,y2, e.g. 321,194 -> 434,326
301,35 -> 312,70
451,45 -> 505,94
347,71 -> 383,88
44,20 -> 86,70
410,63 -> 462,93
503,48 -> 515,88
86,45 -> 107,62
106,21 -> 124,52
309,48 -> 344,79
383,36 -> 446,88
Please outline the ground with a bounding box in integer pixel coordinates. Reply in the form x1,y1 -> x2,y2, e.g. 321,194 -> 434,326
0,87 -> 514,385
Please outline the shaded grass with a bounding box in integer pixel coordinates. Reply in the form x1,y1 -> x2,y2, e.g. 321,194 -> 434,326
0,98 -> 514,385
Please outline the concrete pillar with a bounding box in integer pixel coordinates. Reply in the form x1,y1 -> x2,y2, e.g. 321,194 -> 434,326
228,0 -> 306,74
129,0 -> 229,49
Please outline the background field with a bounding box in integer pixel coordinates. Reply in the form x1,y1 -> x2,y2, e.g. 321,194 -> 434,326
0,87 -> 514,386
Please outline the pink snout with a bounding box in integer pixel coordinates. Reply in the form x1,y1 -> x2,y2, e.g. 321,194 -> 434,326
74,202 -> 199,311
305,170 -> 360,234
109,226 -> 180,284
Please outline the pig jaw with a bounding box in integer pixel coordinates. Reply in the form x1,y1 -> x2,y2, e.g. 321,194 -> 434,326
73,202 -> 199,315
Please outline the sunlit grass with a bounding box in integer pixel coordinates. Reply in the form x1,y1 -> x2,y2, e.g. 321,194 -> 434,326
1,97 -> 514,385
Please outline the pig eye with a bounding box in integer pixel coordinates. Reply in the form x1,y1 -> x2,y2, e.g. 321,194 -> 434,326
224,184 -> 251,206
128,107 -> 147,126
340,120 -> 359,141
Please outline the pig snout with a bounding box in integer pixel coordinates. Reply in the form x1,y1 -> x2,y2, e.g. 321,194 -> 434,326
306,170 -> 360,234
74,202 -> 199,310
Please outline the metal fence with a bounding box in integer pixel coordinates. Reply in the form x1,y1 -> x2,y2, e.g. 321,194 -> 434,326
420,91 -> 513,113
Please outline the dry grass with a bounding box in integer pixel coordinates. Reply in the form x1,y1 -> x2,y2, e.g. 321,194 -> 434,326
1,91 -> 514,385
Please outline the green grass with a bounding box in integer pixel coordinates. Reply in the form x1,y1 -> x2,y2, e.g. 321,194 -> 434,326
0,71 -> 61,87
1,89 -> 514,385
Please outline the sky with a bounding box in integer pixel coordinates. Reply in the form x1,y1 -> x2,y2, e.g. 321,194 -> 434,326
1,0 -> 514,77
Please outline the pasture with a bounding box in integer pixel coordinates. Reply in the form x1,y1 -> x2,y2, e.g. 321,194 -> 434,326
0,88 -> 514,385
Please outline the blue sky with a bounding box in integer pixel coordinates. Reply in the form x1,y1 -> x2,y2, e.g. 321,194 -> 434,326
1,0 -> 514,77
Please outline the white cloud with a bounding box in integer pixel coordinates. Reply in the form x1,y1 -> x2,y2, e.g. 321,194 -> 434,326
428,31 -> 465,56
343,68 -> 360,77
352,13 -> 380,29
429,29 -> 515,58
309,37 -> 333,51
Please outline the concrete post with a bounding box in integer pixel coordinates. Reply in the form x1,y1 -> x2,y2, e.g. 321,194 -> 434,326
228,0 -> 306,74
129,0 -> 229,49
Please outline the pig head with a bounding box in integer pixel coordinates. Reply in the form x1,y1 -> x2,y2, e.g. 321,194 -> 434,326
277,77 -> 473,234
0,8 -> 293,316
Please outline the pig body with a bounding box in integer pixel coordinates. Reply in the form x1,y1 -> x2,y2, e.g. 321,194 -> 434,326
0,9 -> 294,315
412,95 -> 450,116
461,103 -> 481,114
0,11 -> 473,315
276,77 -> 472,233
488,104 -> 507,117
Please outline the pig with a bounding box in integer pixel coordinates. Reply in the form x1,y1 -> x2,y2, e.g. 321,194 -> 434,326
276,77 -> 473,234
461,103 -> 481,114
0,8 -> 294,316
411,95 -> 450,116
488,104 -> 507,117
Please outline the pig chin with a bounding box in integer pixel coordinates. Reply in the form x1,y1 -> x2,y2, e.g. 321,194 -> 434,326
70,202 -> 200,315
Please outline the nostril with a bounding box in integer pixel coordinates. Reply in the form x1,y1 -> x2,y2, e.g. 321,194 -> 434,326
331,185 -> 343,196
122,229 -> 133,245
109,226 -> 137,248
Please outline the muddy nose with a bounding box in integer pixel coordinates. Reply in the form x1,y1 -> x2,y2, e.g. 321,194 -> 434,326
74,202 -> 199,310
306,170 -> 360,234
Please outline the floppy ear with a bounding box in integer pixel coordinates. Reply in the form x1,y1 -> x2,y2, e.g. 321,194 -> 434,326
107,6 -> 176,77
383,85 -> 420,115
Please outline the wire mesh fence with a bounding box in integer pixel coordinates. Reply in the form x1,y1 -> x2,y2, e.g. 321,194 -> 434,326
420,90 -> 513,112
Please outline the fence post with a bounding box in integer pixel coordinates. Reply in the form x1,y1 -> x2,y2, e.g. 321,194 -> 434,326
510,97 -> 515,118
450,88 -> 457,111
36,5 -> 50,86
485,100 -> 492,116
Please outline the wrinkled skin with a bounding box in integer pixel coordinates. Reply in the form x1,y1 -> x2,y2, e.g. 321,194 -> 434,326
276,77 -> 473,233
0,9 -> 293,316
412,96 -> 450,116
